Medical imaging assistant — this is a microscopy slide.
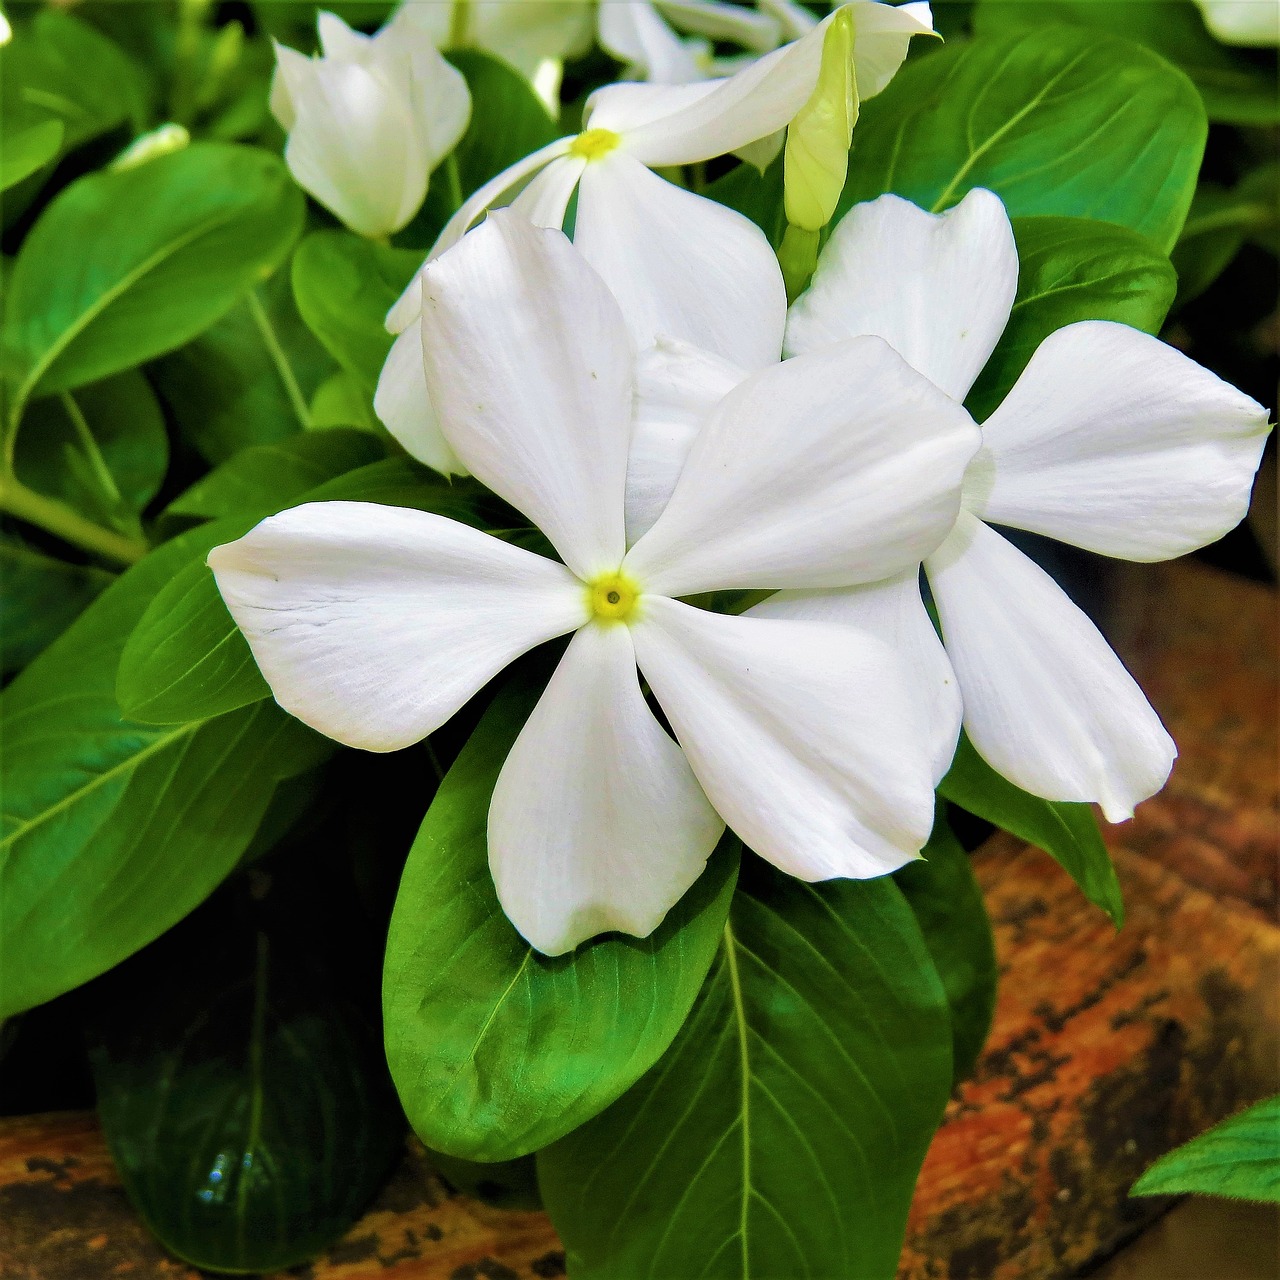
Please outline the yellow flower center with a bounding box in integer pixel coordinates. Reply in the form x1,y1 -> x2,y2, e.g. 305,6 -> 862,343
569,128 -> 621,162
586,570 -> 641,623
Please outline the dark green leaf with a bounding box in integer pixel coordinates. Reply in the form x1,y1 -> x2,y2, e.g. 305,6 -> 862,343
1,119 -> 64,192
150,270 -> 334,465
896,810 -> 998,1082
538,859 -> 953,1280
0,531 -> 112,676
966,216 -> 1177,421
939,733 -> 1123,926
0,520 -> 330,1020
1132,1095 -> 1280,1202
292,231 -> 422,389
427,1151 -> 542,1211
973,0 -> 1280,126
840,24 -> 1206,253
2,142 -> 303,410
384,677 -> 740,1161
704,154 -> 786,247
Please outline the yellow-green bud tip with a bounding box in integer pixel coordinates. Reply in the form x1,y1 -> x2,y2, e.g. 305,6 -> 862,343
586,571 -> 641,622
570,128 -> 621,162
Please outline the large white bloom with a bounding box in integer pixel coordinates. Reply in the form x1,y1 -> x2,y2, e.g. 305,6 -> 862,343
640,189 -> 1272,822
210,213 -> 979,955
270,11 -> 471,238
373,0 -> 932,471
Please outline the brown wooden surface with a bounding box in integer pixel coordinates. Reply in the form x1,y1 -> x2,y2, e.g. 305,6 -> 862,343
1,559 -> 1276,1280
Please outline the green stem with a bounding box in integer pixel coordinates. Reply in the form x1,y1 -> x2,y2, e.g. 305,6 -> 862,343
442,150 -> 464,216
0,473 -> 148,566
60,391 -> 125,508
246,289 -> 311,430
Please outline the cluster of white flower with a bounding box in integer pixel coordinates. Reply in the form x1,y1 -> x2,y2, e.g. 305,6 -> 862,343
215,2 -> 1270,955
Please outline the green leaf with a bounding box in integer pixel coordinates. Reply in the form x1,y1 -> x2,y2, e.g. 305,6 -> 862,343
427,1151 -> 542,1211
1,119 -> 64,192
705,155 -> 786,248
840,24 -> 1206,253
1132,1096 -> 1280,1202
89,855 -> 404,1272
895,811 -> 998,1082
291,231 -> 422,390
13,370 -> 169,536
939,733 -> 1123,926
965,216 -> 1178,421
384,676 -> 740,1162
0,520 -> 330,1020
2,141 -> 304,412
150,271 -> 334,465
973,0 -> 1280,126
414,49 -> 558,242
539,859 -> 953,1280
0,531 -> 112,676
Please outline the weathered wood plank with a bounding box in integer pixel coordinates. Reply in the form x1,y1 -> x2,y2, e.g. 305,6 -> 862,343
1,561 -> 1275,1280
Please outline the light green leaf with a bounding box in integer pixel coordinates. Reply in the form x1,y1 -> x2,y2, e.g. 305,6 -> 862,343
384,676 -> 740,1162
966,216 -> 1178,422
538,860 -> 953,1280
1132,1096 -> 1280,1202
939,733 -> 1123,926
973,0 -> 1280,126
1,119 -> 64,193
2,141 -> 303,413
309,370 -> 379,430
896,811 -> 998,1082
0,520 -> 330,1020
291,231 -> 422,390
840,24 -> 1206,253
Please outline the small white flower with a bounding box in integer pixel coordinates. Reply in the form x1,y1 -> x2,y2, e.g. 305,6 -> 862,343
639,189 -> 1273,821
270,11 -> 471,238
210,212 -> 979,955
1192,0 -> 1279,46
373,0 -> 933,471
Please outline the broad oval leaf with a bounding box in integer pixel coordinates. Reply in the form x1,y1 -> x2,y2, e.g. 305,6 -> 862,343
840,24 -> 1206,253
939,733 -> 1123,926
383,677 -> 740,1162
1132,1095 -> 1280,1202
965,215 -> 1178,421
1,120 -> 64,193
538,859 -> 953,1280
2,142 -> 303,407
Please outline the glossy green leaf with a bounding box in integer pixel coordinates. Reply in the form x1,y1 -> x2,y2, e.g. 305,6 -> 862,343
705,154 -> 786,248
291,231 -> 422,389
14,370 -> 169,535
2,142 -> 303,411
973,0 -> 1280,126
896,811 -> 998,1082
1132,1096 -> 1280,1202
939,733 -> 1123,926
965,216 -> 1177,421
0,520 -> 331,1020
1,119 -> 64,193
89,855 -> 404,1272
840,24 -> 1206,253
384,676 -> 740,1162
0,531 -> 112,676
539,859 -> 953,1280
151,271 -> 334,465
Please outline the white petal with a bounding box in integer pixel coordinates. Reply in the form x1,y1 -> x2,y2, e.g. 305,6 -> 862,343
627,338 -> 748,544
386,262 -> 425,334
574,152 -> 786,370
624,335 -> 980,595
373,325 -> 465,475
282,59 -> 429,237
269,42 -> 308,131
399,35 -> 473,164
429,136 -> 575,257
926,510 -> 1175,821
490,623 -> 725,955
386,1 -> 453,48
1194,0 -> 1280,45
786,189 -> 1017,402
418,211 -> 633,579
598,0 -> 708,82
748,569 -> 960,784
469,0 -> 597,71
316,11 -> 371,62
846,0 -> 935,99
207,502 -> 587,753
657,0 -> 782,51
759,0 -> 820,41
967,321 -> 1272,562
510,153 -> 587,228
632,597 -> 936,880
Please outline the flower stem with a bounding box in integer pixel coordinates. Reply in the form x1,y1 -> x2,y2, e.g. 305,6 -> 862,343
0,472 -> 148,566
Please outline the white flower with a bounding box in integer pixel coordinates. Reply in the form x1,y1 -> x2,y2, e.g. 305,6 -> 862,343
374,0 -> 933,471
210,213 -> 979,955
270,11 -> 471,238
1192,0 -> 1279,45
638,189 -> 1272,821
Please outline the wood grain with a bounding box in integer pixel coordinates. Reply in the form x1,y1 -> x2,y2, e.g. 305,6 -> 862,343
1,560 -> 1276,1280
